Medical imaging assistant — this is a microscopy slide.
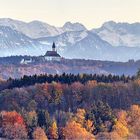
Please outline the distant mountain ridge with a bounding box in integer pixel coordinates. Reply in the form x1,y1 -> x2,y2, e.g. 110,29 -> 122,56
0,26 -> 47,56
92,21 -> 140,47
0,18 -> 140,61
0,18 -> 87,38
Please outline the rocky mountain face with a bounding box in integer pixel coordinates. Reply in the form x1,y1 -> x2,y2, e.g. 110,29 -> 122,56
0,18 -> 140,61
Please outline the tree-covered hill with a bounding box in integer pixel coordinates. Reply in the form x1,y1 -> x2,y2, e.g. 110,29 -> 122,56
0,57 -> 139,79
1,75 -> 140,139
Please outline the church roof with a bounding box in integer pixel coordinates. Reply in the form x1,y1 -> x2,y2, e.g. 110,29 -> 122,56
45,51 -> 61,57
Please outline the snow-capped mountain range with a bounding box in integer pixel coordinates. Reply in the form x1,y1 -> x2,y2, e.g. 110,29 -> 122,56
0,18 -> 140,61
0,18 -> 86,38
0,26 -> 48,56
92,21 -> 140,47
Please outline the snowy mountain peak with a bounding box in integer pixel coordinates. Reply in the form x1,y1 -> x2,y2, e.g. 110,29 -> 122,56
102,21 -> 140,34
93,21 -> 140,47
28,20 -> 51,27
0,18 -> 26,26
0,18 -> 14,22
102,21 -> 117,29
0,25 -> 47,56
63,22 -> 87,31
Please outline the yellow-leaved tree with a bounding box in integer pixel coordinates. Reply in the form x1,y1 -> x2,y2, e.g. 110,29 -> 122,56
48,120 -> 58,140
112,110 -> 129,138
63,120 -> 95,140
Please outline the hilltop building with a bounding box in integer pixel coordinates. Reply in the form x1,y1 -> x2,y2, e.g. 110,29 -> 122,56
20,58 -> 33,64
44,42 -> 61,61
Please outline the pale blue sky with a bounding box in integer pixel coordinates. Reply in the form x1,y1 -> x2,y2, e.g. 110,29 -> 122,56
0,0 -> 139,29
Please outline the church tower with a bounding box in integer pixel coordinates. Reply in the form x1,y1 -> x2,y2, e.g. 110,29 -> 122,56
44,42 -> 61,61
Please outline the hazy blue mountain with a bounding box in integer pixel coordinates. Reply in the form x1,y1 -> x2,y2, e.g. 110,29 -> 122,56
37,30 -> 89,53
92,21 -> 140,47
0,18 -> 64,38
37,30 -> 140,61
0,18 -> 87,38
62,22 -> 87,31
0,26 -> 48,56
0,18 -> 140,61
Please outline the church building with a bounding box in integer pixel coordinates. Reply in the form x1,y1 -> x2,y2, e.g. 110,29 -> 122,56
44,42 -> 61,61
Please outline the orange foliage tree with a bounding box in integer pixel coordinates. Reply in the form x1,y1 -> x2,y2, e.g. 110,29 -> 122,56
0,111 -> 28,139
63,120 -> 95,140
33,127 -> 48,140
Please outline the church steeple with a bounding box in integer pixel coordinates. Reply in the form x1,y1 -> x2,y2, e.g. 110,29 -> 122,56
52,42 -> 56,52
44,42 -> 61,61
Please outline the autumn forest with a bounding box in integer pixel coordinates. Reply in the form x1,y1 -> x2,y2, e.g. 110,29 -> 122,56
0,72 -> 140,139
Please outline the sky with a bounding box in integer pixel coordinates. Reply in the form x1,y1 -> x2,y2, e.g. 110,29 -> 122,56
0,0 -> 139,29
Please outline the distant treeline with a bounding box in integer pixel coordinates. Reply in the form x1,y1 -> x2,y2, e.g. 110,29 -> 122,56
8,73 -> 135,89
